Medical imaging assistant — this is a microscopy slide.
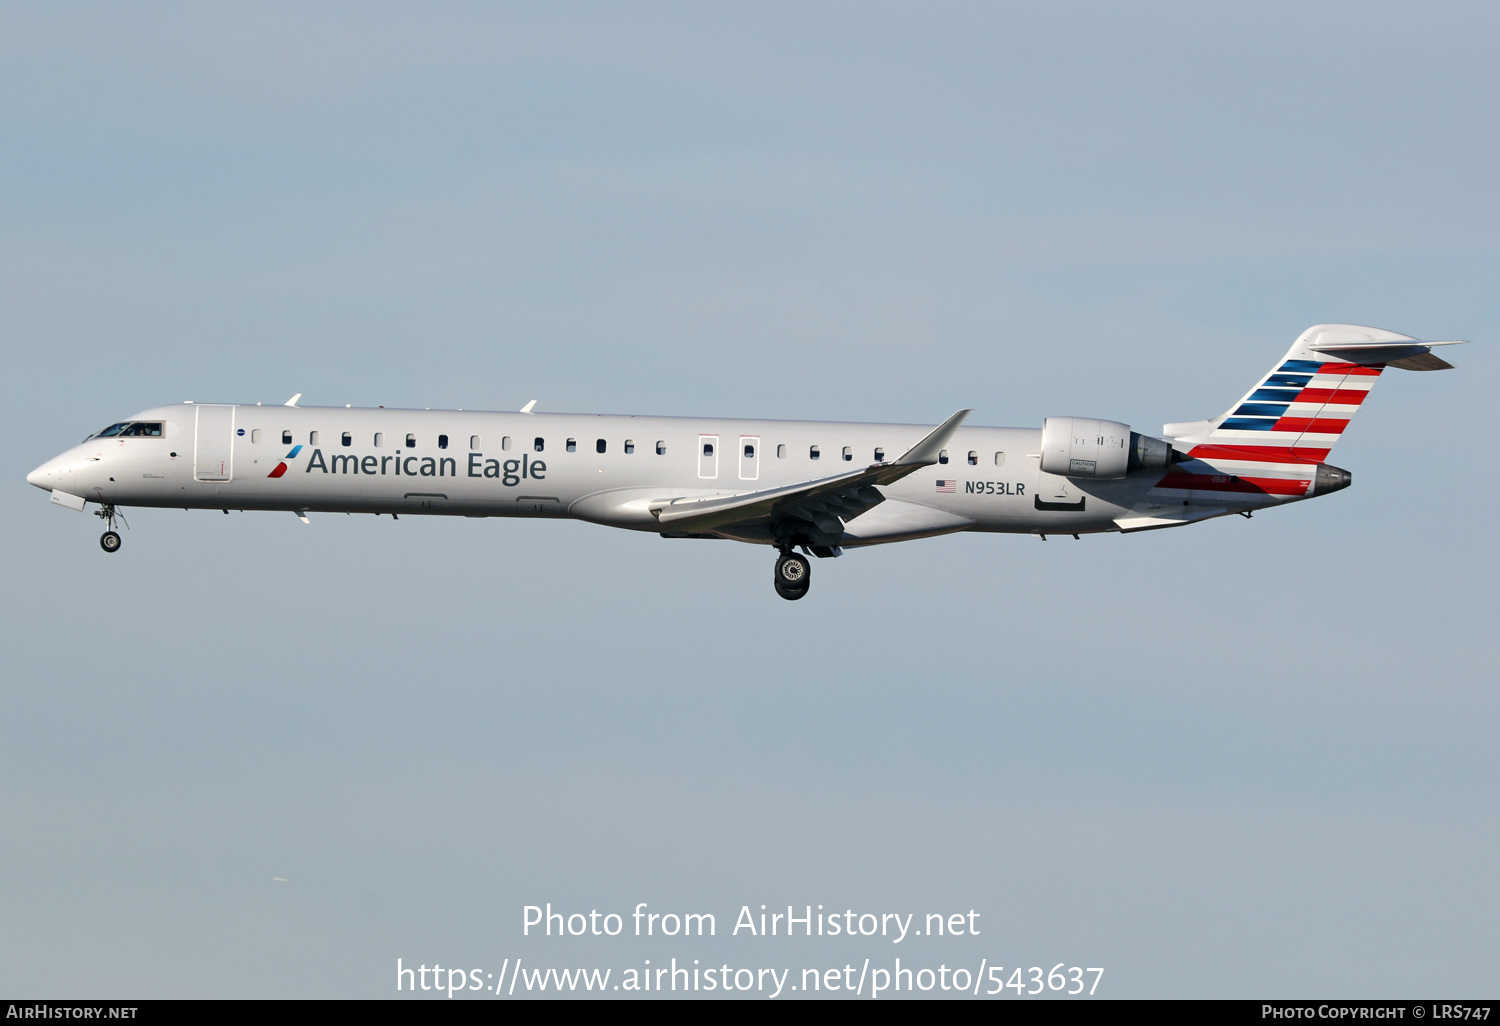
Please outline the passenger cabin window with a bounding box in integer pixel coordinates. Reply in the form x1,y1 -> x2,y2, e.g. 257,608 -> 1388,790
842,446 -> 853,461
938,448 -> 949,464
534,437 -> 545,452
566,438 -> 577,452
744,443 -> 755,458
374,432 -> 383,447
656,441 -> 666,455
968,450 -> 978,465
810,445 -> 820,460
702,442 -> 714,456
438,435 -> 449,450
776,444 -> 786,458
310,431 -> 320,445
342,432 -> 352,447
994,452 -> 1006,466
624,439 -> 635,454
502,436 -> 512,451
470,435 -> 480,450
405,434 -> 416,448
874,447 -> 885,461
251,429 -> 262,443
596,439 -> 606,454
282,431 -> 292,445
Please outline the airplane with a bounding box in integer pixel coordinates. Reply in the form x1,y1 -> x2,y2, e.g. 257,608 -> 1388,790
26,324 -> 1465,600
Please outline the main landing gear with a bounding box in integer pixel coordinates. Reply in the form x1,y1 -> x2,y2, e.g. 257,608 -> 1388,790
96,503 -> 123,553
773,550 -> 811,601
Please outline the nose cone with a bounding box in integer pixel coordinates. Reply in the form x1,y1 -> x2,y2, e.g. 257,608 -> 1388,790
26,461 -> 54,490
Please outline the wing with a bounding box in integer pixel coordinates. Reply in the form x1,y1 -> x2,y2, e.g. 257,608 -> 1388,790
651,409 -> 971,542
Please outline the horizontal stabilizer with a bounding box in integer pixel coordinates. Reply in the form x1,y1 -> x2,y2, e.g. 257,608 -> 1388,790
1306,339 -> 1466,371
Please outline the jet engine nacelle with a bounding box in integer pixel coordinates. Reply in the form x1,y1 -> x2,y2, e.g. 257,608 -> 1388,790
1039,417 -> 1175,479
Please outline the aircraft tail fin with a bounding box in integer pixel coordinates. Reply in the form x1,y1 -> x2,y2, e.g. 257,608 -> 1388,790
1165,324 -> 1467,462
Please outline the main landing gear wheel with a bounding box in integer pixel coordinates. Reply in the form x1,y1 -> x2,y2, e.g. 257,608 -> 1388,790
100,531 -> 121,553
774,551 -> 811,601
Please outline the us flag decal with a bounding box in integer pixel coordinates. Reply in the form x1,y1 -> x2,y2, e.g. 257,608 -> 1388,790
935,479 -> 956,493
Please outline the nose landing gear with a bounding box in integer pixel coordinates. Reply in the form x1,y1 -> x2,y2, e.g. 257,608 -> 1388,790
95,503 -> 124,553
773,550 -> 811,601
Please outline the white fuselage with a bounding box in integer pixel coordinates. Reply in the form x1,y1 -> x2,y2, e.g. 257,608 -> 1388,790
26,403 -> 1315,546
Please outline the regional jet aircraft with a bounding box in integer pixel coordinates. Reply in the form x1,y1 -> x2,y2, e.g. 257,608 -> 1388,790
27,325 -> 1465,599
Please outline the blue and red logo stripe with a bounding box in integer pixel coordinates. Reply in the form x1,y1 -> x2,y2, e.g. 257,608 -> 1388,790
268,444 -> 302,478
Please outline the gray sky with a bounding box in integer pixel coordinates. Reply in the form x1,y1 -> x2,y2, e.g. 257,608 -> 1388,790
2,2 -> 1496,998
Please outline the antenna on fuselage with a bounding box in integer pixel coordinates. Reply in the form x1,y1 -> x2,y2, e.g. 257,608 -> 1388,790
285,394 -> 302,407
520,400 -> 537,414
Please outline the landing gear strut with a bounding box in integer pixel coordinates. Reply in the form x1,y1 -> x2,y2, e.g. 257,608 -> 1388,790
96,504 -> 123,553
774,549 -> 811,601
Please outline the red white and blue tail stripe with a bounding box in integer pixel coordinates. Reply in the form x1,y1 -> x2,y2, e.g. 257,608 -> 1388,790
1193,325 -> 1423,461
1135,325 -> 1464,518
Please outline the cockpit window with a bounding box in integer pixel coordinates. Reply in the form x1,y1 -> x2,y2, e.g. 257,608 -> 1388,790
91,421 -> 162,439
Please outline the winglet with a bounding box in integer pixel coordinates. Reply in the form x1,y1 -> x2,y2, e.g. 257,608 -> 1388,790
294,510 -> 309,524
892,409 -> 972,467
285,393 -> 302,407
520,400 -> 537,414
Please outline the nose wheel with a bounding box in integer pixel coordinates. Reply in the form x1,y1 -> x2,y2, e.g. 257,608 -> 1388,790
774,551 -> 811,600
94,503 -> 125,553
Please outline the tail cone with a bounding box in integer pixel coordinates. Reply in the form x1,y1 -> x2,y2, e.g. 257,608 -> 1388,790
1311,463 -> 1351,496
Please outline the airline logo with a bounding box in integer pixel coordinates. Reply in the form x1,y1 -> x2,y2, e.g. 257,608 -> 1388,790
267,444 -> 302,478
